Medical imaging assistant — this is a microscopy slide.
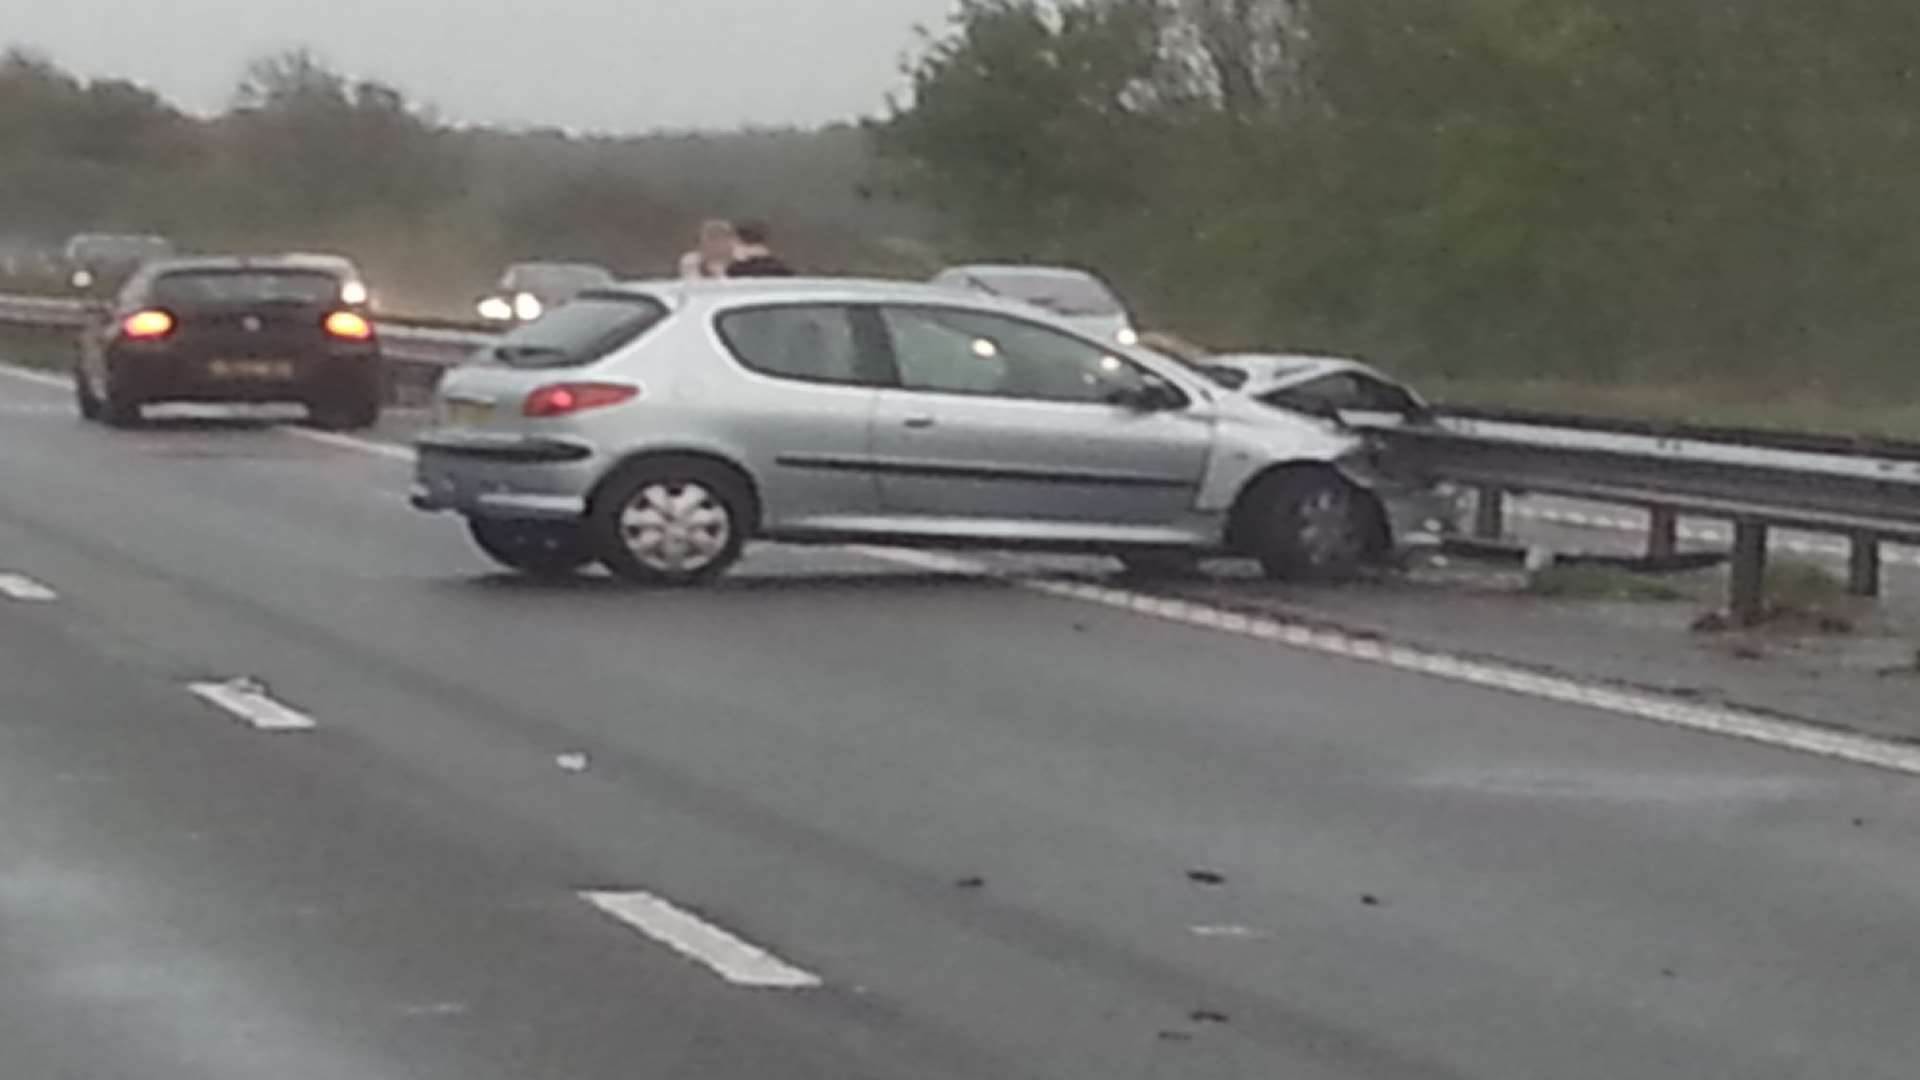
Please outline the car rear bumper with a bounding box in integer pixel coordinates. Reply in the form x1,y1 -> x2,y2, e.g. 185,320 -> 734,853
108,349 -> 380,402
411,432 -> 597,521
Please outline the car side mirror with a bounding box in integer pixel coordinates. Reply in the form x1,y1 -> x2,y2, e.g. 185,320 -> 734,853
1109,381 -> 1184,413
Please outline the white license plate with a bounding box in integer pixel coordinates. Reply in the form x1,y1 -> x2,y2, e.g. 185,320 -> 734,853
209,359 -> 294,379
440,400 -> 495,428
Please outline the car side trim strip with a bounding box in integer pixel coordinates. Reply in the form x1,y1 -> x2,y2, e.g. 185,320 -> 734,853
776,454 -> 1192,490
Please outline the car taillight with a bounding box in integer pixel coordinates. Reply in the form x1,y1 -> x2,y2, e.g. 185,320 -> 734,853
121,309 -> 174,340
523,382 -> 640,418
325,310 -> 373,340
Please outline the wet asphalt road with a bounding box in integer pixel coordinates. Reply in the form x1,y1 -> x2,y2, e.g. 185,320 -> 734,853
5,371 -> 1920,1079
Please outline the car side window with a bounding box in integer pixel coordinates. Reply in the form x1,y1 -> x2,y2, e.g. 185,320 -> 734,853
717,304 -> 884,387
881,306 -> 1161,405
1267,373 -> 1417,416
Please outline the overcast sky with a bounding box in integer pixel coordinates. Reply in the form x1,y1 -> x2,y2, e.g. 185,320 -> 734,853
8,0 -> 959,132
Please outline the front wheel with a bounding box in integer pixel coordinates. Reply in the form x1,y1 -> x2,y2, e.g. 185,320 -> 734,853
467,518 -> 595,578
1243,470 -> 1374,582
590,461 -> 749,586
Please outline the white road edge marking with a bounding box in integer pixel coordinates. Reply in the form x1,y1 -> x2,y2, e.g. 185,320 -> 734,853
581,890 -> 823,989
276,426 -> 415,462
231,431 -> 1920,777
0,360 -> 72,390
188,679 -> 318,731
0,573 -> 58,602
853,547 -> 1920,779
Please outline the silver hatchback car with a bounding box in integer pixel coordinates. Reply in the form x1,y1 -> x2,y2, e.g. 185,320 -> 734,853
411,278 -> 1448,583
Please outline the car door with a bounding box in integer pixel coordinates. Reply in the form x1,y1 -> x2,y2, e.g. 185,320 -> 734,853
870,304 -> 1213,526
708,302 -> 890,527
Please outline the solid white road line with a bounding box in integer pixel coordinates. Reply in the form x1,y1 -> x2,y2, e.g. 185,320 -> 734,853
241,429 -> 1920,778
187,678 -> 318,731
853,547 -> 1920,779
275,426 -> 416,462
580,890 -> 823,989
0,573 -> 58,602
0,360 -> 71,390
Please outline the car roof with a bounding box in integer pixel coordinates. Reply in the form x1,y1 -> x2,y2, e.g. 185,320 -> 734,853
602,276 -> 1094,320
144,254 -> 351,276
940,264 -> 1103,281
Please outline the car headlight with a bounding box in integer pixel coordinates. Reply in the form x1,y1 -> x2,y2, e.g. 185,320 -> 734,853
340,280 -> 370,306
513,293 -> 543,321
477,297 -> 514,322
1116,327 -> 1139,347
71,269 -> 94,289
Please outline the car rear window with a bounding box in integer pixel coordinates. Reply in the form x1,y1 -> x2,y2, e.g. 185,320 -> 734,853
492,293 -> 669,369
151,270 -> 341,307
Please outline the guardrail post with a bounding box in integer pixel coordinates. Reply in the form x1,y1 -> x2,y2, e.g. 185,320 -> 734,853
1472,486 -> 1506,540
1729,521 -> 1769,626
1646,507 -> 1678,560
1849,534 -> 1882,598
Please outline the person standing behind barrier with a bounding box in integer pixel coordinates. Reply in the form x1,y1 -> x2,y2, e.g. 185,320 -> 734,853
726,221 -> 795,278
679,219 -> 738,279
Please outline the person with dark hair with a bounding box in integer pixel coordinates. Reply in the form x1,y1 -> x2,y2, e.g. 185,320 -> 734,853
727,221 -> 794,278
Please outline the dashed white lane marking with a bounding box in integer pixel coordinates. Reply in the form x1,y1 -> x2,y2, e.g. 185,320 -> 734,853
0,360 -> 71,390
854,547 -> 1920,779
187,679 -> 318,731
581,890 -> 823,989
275,426 -> 416,462
0,573 -> 58,602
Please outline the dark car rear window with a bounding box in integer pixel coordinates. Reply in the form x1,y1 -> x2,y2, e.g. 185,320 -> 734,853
492,293 -> 669,369
152,270 -> 341,307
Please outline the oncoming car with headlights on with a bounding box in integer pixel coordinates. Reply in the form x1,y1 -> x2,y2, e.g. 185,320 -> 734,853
74,255 -> 385,429
476,262 -> 616,324
411,278 -> 1448,583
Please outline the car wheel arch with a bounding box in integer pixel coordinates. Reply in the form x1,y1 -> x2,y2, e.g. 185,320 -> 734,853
587,449 -> 764,534
1225,461 -> 1389,557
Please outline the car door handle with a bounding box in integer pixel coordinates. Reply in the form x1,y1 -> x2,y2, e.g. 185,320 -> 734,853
902,414 -> 937,429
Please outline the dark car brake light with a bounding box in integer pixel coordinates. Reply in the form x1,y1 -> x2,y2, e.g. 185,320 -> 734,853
121,309 -> 175,340
523,382 -> 640,418
324,310 -> 374,340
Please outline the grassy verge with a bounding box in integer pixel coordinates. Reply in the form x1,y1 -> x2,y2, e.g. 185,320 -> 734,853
1520,564 -> 1692,602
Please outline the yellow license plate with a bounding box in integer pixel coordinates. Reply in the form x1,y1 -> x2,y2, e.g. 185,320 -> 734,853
441,400 -> 495,428
209,359 -> 294,379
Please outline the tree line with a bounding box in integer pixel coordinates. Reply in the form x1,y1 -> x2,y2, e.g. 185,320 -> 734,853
0,48 -> 928,312
879,0 -> 1920,391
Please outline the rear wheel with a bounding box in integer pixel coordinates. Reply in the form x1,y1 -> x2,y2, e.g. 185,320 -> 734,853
467,519 -> 594,578
98,372 -> 142,428
1242,469 -> 1374,582
73,366 -> 101,421
590,461 -> 749,586
310,377 -> 382,431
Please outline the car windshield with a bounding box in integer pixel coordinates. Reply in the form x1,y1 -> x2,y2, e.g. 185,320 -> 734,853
506,264 -> 614,294
150,269 -> 341,306
492,293 -> 667,367
962,270 -> 1123,317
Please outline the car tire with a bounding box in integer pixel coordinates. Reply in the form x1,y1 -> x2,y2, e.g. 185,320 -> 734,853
98,373 -> 141,428
590,460 -> 749,586
1117,551 -> 1203,579
467,518 -> 595,578
312,393 -> 381,431
73,366 -> 102,421
1243,469 -> 1374,582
